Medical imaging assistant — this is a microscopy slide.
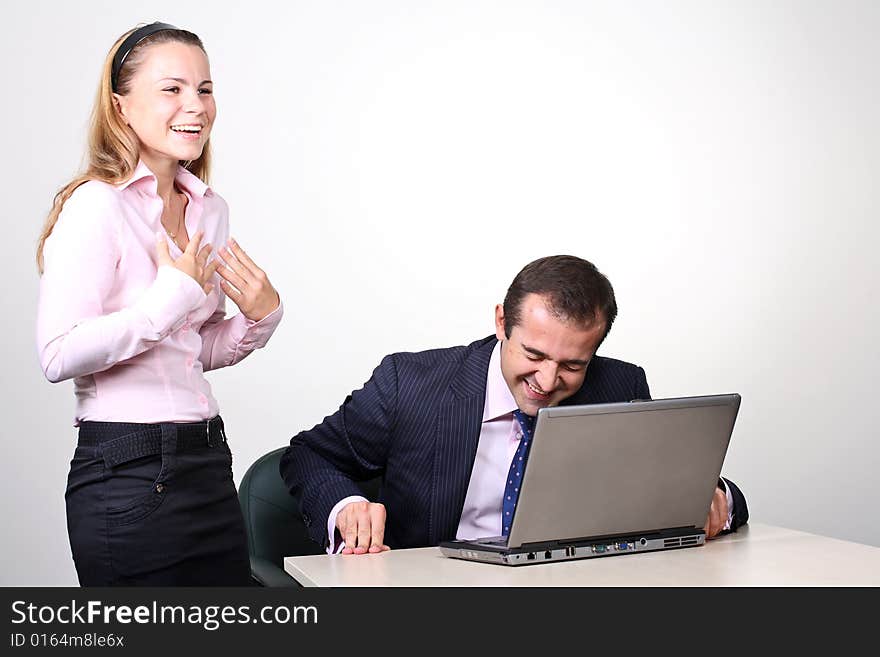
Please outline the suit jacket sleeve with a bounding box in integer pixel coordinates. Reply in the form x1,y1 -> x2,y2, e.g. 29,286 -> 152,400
635,366 -> 651,401
279,354 -> 397,546
719,477 -> 749,532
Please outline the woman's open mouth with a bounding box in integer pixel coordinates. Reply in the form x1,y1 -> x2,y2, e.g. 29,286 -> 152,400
170,124 -> 203,140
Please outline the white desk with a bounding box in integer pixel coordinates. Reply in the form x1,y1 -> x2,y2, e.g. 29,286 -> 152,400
283,523 -> 880,586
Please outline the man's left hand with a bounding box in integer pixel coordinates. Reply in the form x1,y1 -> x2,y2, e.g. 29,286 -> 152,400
703,487 -> 729,539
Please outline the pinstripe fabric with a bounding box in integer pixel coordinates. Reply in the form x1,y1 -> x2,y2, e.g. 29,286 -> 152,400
280,335 -> 746,549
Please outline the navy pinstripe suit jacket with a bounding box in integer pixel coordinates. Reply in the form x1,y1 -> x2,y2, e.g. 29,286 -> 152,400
280,335 -> 748,549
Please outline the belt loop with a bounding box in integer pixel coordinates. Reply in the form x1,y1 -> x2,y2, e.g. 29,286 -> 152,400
206,418 -> 214,448
159,423 -> 177,484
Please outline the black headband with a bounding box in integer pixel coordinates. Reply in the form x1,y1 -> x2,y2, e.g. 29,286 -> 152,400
111,22 -> 179,92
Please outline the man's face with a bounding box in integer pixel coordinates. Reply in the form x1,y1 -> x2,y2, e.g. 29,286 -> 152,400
495,293 -> 606,416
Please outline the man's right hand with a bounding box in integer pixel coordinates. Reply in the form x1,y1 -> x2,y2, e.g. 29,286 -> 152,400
336,501 -> 391,554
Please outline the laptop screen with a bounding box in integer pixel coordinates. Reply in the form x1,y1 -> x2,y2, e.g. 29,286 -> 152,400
506,394 -> 740,549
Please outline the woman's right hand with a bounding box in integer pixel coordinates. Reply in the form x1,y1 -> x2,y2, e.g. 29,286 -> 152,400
156,230 -> 219,295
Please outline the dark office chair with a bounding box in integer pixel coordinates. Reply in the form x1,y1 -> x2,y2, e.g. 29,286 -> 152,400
238,447 -> 381,586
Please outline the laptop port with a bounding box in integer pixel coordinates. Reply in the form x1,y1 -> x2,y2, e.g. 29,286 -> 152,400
544,550 -> 553,560
592,544 -> 607,554
616,541 -> 629,550
527,552 -> 536,560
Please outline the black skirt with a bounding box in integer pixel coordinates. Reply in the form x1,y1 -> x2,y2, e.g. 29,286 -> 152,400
65,416 -> 251,586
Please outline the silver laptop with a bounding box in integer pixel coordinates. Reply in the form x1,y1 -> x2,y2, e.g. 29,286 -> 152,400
439,394 -> 741,565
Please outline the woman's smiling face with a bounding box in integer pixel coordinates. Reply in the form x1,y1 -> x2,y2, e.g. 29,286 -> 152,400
114,41 -> 215,171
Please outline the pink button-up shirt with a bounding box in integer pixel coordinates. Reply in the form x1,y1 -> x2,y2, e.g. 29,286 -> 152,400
36,161 -> 283,424
456,340 -> 522,539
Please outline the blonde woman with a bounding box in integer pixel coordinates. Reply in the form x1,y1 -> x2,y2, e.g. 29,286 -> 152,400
36,23 -> 282,585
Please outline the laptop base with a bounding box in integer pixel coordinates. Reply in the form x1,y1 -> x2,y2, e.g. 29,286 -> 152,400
439,527 -> 705,566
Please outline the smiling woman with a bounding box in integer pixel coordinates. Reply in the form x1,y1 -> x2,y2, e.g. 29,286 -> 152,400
35,23 -> 283,586
113,38 -> 216,204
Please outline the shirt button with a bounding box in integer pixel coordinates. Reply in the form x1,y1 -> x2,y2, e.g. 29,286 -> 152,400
198,394 -> 208,405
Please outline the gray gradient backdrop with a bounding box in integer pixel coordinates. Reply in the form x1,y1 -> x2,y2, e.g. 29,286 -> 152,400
2,1 -> 878,585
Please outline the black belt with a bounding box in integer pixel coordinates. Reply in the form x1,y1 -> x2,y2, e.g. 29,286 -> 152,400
77,416 -> 227,468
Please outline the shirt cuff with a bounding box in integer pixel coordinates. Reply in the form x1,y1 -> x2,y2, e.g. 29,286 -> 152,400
136,265 -> 205,336
721,479 -> 734,531
239,299 -> 284,351
326,495 -> 369,554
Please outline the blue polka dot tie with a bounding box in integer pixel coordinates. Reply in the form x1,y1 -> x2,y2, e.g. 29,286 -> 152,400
502,409 -> 536,537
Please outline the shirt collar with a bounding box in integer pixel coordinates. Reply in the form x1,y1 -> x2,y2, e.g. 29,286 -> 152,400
174,164 -> 210,198
482,340 -> 519,422
117,160 -> 211,198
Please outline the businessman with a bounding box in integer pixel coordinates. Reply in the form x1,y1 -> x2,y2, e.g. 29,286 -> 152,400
280,255 -> 748,554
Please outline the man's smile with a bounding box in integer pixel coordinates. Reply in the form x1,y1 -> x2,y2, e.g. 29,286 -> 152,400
523,378 -> 552,401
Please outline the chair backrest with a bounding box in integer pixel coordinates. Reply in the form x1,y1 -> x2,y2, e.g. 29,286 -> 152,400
238,448 -> 382,567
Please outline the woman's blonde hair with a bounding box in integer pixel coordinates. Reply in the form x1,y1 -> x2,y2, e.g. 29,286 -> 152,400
36,25 -> 211,273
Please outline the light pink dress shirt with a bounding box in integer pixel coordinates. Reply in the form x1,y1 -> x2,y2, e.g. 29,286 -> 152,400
36,161 -> 283,424
456,341 -> 524,539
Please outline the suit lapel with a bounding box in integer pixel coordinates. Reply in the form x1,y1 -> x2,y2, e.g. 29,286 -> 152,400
428,338 -> 496,544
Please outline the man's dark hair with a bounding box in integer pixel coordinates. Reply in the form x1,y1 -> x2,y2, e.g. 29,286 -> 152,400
502,255 -> 617,342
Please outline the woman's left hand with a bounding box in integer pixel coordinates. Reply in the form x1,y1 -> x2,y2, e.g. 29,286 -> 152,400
215,238 -> 280,322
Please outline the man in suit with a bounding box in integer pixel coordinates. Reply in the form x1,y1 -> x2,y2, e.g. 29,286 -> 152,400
280,255 -> 748,554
